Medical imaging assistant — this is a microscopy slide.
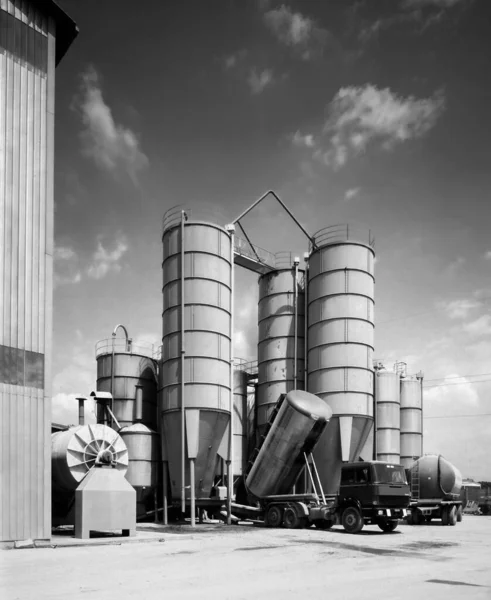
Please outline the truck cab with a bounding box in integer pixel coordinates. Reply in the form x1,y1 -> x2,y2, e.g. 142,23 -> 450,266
338,461 -> 411,533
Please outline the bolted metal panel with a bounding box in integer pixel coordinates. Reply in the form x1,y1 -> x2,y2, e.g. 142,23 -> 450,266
233,368 -> 248,476
257,268 -> 305,432
375,370 -> 401,464
308,236 -> 375,495
160,219 -> 232,501
400,376 -> 423,468
119,423 -> 160,489
96,349 -> 158,430
51,424 -> 128,492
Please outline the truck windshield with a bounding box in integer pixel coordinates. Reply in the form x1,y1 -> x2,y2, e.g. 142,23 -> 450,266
372,464 -> 407,484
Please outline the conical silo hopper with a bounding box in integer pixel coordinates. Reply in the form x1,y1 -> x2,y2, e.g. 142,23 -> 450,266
307,225 -> 375,495
160,208 -> 233,509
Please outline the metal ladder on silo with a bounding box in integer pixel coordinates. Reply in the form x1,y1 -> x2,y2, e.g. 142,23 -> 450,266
244,395 -> 286,479
411,461 -> 420,501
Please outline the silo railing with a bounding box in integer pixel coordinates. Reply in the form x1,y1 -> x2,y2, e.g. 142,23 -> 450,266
311,224 -> 375,251
234,235 -> 275,270
95,337 -> 157,359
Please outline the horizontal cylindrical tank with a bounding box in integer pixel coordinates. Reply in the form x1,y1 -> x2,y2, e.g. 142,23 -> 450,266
119,423 -> 160,488
308,227 -> 375,495
400,375 -> 423,468
160,214 -> 232,500
410,454 -> 462,500
52,424 -> 128,492
257,267 -> 305,433
96,339 -> 159,430
245,390 -> 332,499
375,370 -> 400,464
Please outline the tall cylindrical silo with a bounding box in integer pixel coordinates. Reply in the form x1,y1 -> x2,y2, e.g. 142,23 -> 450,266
160,209 -> 232,505
400,374 -> 423,468
95,333 -> 159,431
257,263 -> 305,434
233,363 -> 248,477
307,226 -> 375,495
375,369 -> 400,464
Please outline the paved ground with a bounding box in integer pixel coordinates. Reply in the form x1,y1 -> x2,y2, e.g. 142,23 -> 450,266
1,516 -> 490,600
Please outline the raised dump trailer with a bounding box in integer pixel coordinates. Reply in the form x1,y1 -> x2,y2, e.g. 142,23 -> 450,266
406,454 -> 463,525
231,390 -> 337,529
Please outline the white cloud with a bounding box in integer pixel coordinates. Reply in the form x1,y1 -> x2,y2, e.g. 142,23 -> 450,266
402,0 -> 464,7
223,49 -> 247,70
53,244 -> 82,287
87,232 -> 128,280
445,256 -> 465,274
291,131 -> 316,148
73,66 -> 149,186
248,68 -> 275,95
439,298 -> 480,319
344,187 -> 361,201
310,85 -> 445,169
484,251 -> 491,260
263,5 -> 329,60
462,315 -> 491,337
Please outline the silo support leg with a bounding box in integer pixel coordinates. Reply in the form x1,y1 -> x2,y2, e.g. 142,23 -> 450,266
162,461 -> 168,525
190,458 -> 196,527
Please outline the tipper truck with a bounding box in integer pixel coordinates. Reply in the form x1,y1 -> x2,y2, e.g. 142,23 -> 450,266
230,390 -> 411,533
406,454 -> 463,525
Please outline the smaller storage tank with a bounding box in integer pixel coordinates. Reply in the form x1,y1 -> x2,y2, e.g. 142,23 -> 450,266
245,390 -> 332,499
375,369 -> 400,464
52,424 -> 129,492
400,374 -> 423,468
233,363 -> 249,477
410,454 -> 462,500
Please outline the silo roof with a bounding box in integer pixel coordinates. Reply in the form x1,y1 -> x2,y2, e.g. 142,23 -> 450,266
32,0 -> 78,65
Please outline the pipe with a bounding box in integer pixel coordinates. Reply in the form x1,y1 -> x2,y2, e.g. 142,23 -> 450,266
190,458 -> 196,527
105,405 -> 121,431
77,397 -> 85,426
226,223 -> 235,526
311,454 -> 326,504
293,258 -> 299,391
232,191 -> 314,246
154,487 -> 159,524
110,335 -> 115,428
163,461 -> 168,525
303,453 -> 319,500
303,253 -> 309,389
180,209 -> 186,515
135,385 -> 143,422
418,371 -> 424,457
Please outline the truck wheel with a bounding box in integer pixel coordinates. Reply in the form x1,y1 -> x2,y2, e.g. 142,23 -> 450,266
341,507 -> 364,534
425,515 -> 433,523
412,510 -> 423,525
265,505 -> 283,528
482,505 -> 490,515
456,506 -> 463,522
441,507 -> 449,525
406,511 -> 414,525
283,507 -> 302,529
448,506 -> 457,526
315,520 -> 333,530
378,519 -> 398,532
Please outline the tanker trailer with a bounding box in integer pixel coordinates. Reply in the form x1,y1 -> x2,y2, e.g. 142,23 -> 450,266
406,454 -> 463,525
231,390 -> 336,529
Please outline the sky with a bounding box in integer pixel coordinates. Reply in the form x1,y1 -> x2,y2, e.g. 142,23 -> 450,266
51,0 -> 491,480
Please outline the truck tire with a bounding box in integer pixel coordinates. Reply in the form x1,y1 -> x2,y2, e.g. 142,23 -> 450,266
448,506 -> 457,526
315,520 -> 333,530
341,507 -> 364,534
406,511 -> 414,525
265,505 -> 283,528
283,507 -> 302,529
456,505 -> 463,522
441,506 -> 449,525
412,510 -> 423,525
378,519 -> 398,533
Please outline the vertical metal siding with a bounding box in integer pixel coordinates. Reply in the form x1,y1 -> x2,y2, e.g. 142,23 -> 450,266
0,0 -> 54,542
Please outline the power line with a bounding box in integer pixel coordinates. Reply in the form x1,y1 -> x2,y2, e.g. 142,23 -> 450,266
425,413 -> 491,419
424,372 -> 491,383
424,379 -> 491,389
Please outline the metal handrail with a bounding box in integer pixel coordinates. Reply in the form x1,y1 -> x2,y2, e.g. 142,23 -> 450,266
234,235 -> 276,269
95,337 -> 157,359
310,224 -> 375,251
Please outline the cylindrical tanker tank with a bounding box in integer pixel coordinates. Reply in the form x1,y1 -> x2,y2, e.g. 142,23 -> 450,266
400,374 -> 423,468
233,362 -> 249,476
375,369 -> 400,464
95,332 -> 159,430
307,226 -> 375,495
257,264 -> 305,434
160,209 -> 232,502
245,390 -> 332,499
410,454 -> 462,500
52,424 -> 129,492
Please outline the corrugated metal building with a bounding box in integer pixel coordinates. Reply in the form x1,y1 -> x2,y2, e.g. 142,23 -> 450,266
0,0 -> 77,542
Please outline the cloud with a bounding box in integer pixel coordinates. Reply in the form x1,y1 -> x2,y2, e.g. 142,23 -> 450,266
291,131 -> 316,148
445,256 -> 465,274
462,315 -> 491,337
263,5 -> 329,60
345,187 -> 361,201
73,66 -> 149,186
223,49 -> 247,70
439,298 -> 480,319
401,0 -> 464,7
248,68 -> 275,95
309,85 -> 445,169
87,232 -> 128,280
484,251 -> 491,260
53,244 -> 82,287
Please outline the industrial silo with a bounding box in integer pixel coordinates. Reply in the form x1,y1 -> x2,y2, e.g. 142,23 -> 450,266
400,374 -> 423,468
307,225 -> 375,494
96,326 -> 159,430
257,259 -> 305,434
233,362 -> 249,477
160,208 -> 233,512
375,369 -> 401,464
